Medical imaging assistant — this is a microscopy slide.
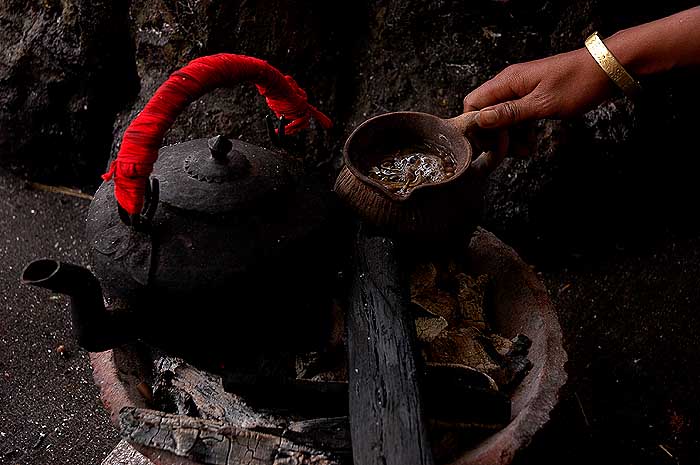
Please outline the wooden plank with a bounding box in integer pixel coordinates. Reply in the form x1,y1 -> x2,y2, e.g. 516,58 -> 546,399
346,227 -> 434,465
119,407 -> 340,465
101,440 -> 154,465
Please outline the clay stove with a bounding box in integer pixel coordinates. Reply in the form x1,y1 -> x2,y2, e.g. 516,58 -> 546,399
90,228 -> 567,465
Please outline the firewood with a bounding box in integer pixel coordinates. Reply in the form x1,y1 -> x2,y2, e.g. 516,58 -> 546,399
153,356 -> 283,429
346,227 -> 434,465
119,407 -> 340,465
152,357 -> 353,459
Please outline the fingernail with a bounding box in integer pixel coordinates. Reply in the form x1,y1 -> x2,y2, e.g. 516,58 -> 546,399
478,109 -> 498,127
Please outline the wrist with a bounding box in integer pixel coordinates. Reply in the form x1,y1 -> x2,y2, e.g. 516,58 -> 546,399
603,7 -> 700,77
603,29 -> 656,77
584,32 -> 642,99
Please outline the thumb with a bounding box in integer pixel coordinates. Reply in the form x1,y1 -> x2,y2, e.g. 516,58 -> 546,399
477,97 -> 535,129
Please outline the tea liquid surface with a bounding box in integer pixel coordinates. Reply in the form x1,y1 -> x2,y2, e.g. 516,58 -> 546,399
368,141 -> 456,198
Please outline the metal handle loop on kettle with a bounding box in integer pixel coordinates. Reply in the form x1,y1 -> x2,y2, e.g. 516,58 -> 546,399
102,53 -> 332,219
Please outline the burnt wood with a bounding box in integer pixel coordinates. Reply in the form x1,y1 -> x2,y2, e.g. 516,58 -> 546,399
102,440 -> 154,465
152,356 -> 284,430
222,374 -> 349,417
153,357 -> 352,459
155,356 -> 510,435
284,417 -> 351,459
346,227 -> 435,465
422,363 -> 510,426
120,407 -> 340,465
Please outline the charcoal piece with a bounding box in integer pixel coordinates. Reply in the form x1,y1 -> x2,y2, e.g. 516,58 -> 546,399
488,334 -> 534,389
507,334 -> 533,356
423,363 -> 510,426
152,375 -> 199,418
489,333 -> 515,357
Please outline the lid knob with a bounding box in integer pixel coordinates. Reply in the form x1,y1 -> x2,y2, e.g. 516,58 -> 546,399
184,136 -> 251,184
208,135 -> 233,161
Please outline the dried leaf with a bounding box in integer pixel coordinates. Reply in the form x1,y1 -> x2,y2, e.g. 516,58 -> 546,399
410,262 -> 438,296
416,316 -> 449,343
424,328 -> 503,381
412,290 -> 459,323
456,273 -> 490,330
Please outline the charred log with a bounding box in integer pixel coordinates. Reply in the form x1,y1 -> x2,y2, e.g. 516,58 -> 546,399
120,407 -> 340,465
346,226 -> 434,465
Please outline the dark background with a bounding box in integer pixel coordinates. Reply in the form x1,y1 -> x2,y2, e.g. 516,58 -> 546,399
1,0 -> 699,464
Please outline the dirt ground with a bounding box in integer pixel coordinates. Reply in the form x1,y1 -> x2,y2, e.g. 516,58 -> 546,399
1,166 -> 699,465
0,169 -> 119,465
529,236 -> 700,464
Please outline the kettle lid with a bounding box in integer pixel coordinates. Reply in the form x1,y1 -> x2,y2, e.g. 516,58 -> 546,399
154,135 -> 294,214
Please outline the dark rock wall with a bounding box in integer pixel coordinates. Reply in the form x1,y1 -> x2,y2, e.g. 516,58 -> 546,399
1,0 -> 698,254
0,0 -> 138,185
110,0 -> 362,185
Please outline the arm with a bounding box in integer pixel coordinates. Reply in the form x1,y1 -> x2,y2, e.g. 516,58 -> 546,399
464,7 -> 700,128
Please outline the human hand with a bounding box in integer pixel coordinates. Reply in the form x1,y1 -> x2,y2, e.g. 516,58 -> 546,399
463,48 -> 616,129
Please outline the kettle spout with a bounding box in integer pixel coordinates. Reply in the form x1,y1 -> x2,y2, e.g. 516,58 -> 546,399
21,259 -> 132,351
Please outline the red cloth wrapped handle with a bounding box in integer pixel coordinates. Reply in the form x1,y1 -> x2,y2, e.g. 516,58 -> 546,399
103,54 -> 333,216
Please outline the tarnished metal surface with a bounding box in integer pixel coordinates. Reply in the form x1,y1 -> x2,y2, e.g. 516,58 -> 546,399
159,138 -> 291,213
76,135 -> 341,355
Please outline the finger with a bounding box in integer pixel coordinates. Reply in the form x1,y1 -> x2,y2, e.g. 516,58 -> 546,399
463,123 -> 508,161
463,67 -> 525,112
476,96 -> 539,129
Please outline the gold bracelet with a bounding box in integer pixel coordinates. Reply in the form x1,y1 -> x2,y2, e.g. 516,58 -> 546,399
585,31 -> 642,99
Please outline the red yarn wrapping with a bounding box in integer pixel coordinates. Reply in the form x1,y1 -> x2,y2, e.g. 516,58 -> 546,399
102,54 -> 333,216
